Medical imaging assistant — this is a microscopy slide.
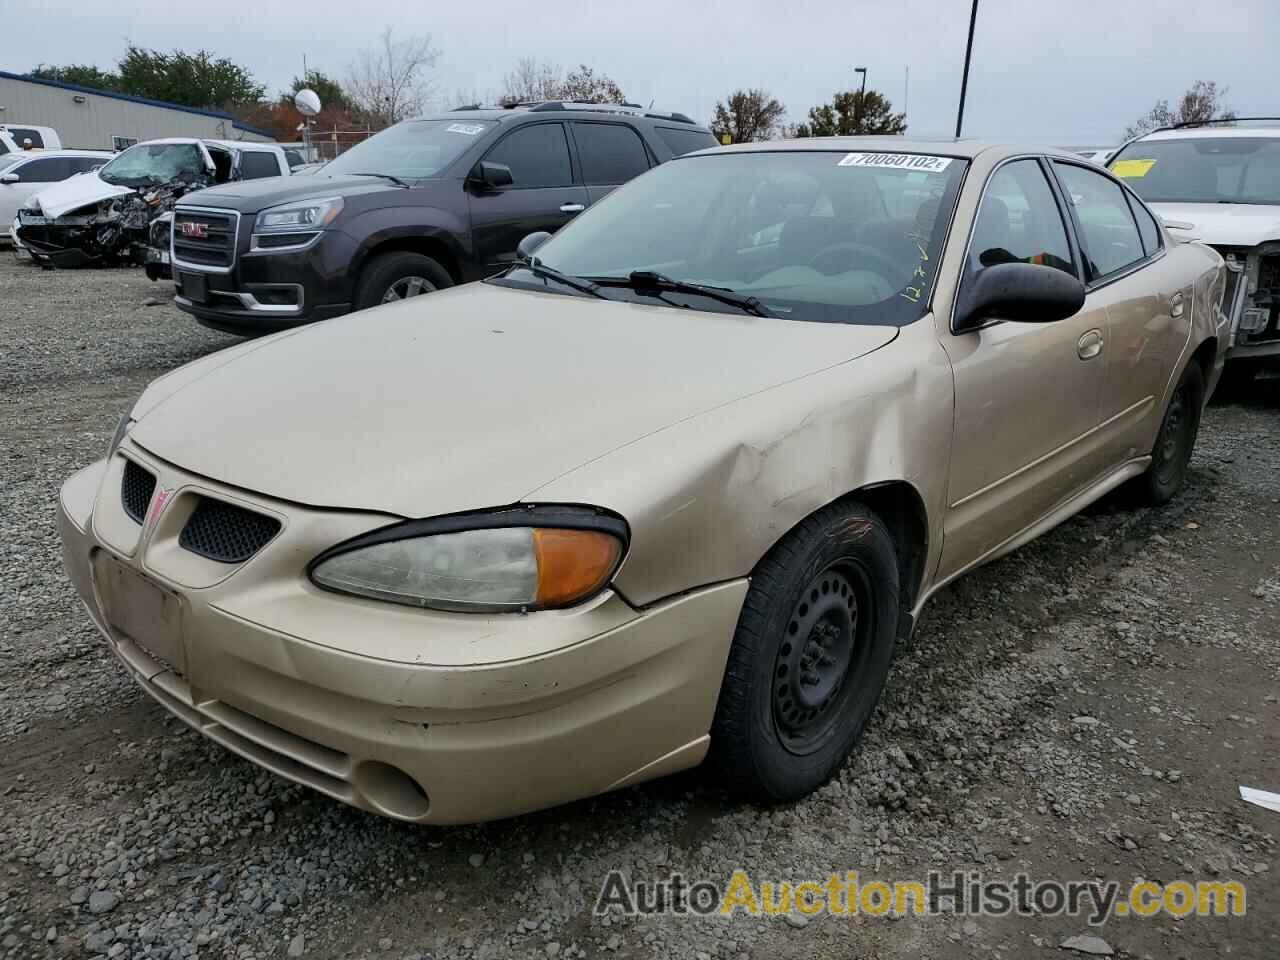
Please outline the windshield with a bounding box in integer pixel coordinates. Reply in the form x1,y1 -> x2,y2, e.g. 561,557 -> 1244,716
1110,137 -> 1280,205
323,119 -> 496,180
0,154 -> 24,172
99,142 -> 207,186
520,150 -> 966,325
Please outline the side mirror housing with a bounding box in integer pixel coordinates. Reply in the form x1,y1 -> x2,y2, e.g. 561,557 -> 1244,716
517,231 -> 552,262
954,262 -> 1086,331
0,173 -> 19,184
471,160 -> 514,190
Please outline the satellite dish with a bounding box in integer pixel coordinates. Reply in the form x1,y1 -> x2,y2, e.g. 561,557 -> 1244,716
294,88 -> 322,116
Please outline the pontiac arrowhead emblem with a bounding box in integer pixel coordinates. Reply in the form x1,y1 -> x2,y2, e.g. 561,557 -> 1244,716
147,487 -> 174,531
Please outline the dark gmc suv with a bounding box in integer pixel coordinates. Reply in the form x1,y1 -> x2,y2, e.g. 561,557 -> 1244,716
169,102 -> 717,334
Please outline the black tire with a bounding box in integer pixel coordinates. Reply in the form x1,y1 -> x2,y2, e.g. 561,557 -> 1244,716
353,252 -> 453,311
711,501 -> 900,802
1130,361 -> 1204,505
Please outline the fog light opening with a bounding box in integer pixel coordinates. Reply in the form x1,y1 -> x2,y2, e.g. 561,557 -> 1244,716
353,761 -> 431,820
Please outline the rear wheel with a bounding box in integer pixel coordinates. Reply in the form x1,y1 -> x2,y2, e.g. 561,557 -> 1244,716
711,502 -> 900,802
354,252 -> 453,311
1130,361 -> 1204,505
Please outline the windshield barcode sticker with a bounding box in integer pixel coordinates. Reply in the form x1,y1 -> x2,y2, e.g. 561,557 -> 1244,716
446,123 -> 486,135
837,152 -> 953,172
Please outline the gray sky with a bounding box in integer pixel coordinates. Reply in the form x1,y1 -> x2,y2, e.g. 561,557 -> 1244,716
7,0 -> 1278,144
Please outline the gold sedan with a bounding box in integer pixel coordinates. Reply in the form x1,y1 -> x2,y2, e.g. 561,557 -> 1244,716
59,139 -> 1226,823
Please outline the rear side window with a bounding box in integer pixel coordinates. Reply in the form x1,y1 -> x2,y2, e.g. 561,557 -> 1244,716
16,157 -> 70,182
484,123 -> 572,188
1128,194 -> 1162,257
969,159 -> 1076,277
239,151 -> 282,180
657,126 -> 719,156
1053,162 -> 1145,280
9,128 -> 45,149
572,122 -> 650,184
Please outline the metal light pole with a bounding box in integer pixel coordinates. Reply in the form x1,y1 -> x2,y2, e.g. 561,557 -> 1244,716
854,66 -> 868,134
955,0 -> 979,137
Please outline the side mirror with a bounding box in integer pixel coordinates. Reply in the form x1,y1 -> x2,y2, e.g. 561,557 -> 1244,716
954,262 -> 1086,331
517,231 -> 552,262
471,160 -> 514,190
0,173 -> 18,184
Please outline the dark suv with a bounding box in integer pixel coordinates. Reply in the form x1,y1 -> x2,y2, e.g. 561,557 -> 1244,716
170,103 -> 717,334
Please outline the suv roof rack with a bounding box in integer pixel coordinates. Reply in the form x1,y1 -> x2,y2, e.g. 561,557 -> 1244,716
444,101 -> 699,125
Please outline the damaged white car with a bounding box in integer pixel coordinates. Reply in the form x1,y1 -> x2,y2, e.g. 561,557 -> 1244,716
15,138 -> 289,274
1109,121 -> 1280,386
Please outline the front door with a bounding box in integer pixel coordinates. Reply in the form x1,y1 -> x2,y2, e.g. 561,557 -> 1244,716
936,157 -> 1110,582
467,121 -> 589,275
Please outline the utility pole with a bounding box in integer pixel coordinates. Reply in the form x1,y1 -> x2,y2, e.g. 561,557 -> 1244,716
955,0 -> 979,137
854,66 -> 868,134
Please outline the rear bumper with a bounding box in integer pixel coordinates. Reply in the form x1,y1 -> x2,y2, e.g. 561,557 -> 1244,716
59,455 -> 743,824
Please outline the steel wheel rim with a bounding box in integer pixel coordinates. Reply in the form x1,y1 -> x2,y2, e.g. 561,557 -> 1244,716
1154,383 -> 1190,485
771,566 -> 868,755
382,276 -> 436,303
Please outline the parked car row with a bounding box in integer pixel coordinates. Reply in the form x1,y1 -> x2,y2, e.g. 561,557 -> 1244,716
60,133 -> 1228,823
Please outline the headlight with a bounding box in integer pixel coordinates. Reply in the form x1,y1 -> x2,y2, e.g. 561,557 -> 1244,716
253,197 -> 343,234
107,411 -> 135,458
309,507 -> 627,613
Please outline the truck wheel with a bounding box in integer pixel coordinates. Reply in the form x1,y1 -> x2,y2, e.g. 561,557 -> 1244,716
1129,361 -> 1204,505
711,501 -> 900,802
354,252 -> 453,311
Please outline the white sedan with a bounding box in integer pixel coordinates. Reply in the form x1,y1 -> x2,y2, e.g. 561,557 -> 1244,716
0,150 -> 113,241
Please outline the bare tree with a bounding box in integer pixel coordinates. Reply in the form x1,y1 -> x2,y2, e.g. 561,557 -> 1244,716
502,58 -> 562,104
559,65 -> 626,104
1125,80 -> 1235,139
346,27 -> 441,125
711,89 -> 786,143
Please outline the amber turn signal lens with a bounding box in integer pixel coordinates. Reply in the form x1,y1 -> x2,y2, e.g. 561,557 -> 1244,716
532,528 -> 623,607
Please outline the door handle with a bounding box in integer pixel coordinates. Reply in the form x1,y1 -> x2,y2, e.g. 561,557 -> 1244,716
1170,291 -> 1185,318
559,203 -> 585,213
1077,328 -> 1104,360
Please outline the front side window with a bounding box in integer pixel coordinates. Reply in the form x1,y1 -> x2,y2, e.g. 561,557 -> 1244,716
1054,162 -> 1145,280
99,142 -> 207,186
516,150 -> 968,326
16,157 -> 70,182
968,159 -> 1075,277
573,122 -> 649,184
1109,136 -> 1280,206
483,123 -> 573,188
323,119 -> 497,180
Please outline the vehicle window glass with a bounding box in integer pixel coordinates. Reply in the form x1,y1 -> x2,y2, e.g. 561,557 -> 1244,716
573,123 -> 650,183
17,158 -> 69,182
484,123 -> 572,188
0,154 -> 24,171
656,127 -> 719,157
1129,194 -> 1161,257
10,128 -> 45,149
523,150 -> 968,327
968,159 -> 1075,277
1054,162 -> 1145,279
1109,137 -> 1280,205
239,151 -> 282,180
73,157 -> 105,173
99,142 -> 207,186
324,119 -> 497,179
0,142 -> 9,156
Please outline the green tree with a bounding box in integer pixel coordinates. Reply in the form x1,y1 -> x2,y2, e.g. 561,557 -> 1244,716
117,45 -> 265,108
793,89 -> 906,137
282,71 -> 350,111
710,89 -> 786,143
1125,80 -> 1234,139
28,63 -> 122,91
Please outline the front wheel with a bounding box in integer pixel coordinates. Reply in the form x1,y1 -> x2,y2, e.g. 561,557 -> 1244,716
711,501 -> 900,802
354,252 -> 453,311
1130,361 -> 1204,505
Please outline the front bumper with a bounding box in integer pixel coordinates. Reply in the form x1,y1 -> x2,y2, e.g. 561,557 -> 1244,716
59,452 -> 744,824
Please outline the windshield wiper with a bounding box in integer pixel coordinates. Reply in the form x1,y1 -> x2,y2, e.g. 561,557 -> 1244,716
354,172 -> 410,188
594,271 -> 774,318
512,261 -> 609,300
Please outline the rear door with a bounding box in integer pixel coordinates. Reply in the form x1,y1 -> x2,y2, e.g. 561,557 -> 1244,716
467,121 -> 589,275
936,156 -> 1110,581
568,121 -> 653,205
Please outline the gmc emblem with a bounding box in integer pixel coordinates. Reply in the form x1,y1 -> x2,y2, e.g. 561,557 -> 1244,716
180,221 -> 209,239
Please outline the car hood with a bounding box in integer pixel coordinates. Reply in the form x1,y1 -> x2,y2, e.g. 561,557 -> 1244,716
182,174 -> 410,214
1150,201 -> 1280,247
130,283 -> 898,518
29,173 -> 132,219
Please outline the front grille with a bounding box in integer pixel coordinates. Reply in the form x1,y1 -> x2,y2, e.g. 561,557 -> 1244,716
179,498 -> 280,564
172,209 -> 236,268
121,460 -> 157,524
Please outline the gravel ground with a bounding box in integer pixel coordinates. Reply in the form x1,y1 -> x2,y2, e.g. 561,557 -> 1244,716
1,256 -> 1278,960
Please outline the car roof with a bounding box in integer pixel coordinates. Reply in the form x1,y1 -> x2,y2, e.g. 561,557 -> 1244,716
131,137 -> 281,151
11,149 -> 113,159
1138,126 -> 1280,141
687,137 -> 1083,162
418,104 -> 710,130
